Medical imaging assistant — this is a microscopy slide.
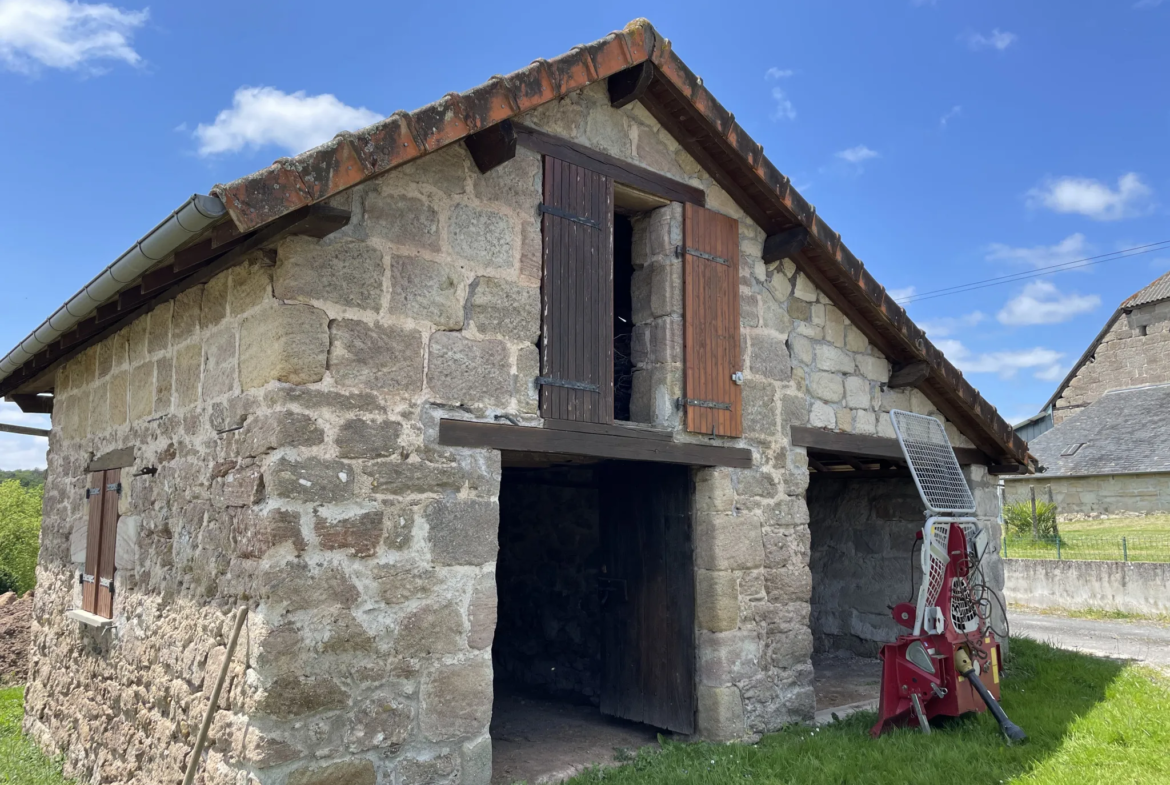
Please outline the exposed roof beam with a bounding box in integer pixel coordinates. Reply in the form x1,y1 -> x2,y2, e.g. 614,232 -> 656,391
762,227 -> 809,264
465,119 -> 517,174
887,361 -> 931,389
608,61 -> 654,109
0,423 -> 49,437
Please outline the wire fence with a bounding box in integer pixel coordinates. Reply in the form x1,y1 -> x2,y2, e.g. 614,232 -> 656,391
1002,533 -> 1170,563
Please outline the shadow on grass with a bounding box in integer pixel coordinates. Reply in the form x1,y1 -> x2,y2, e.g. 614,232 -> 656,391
565,638 -> 1155,785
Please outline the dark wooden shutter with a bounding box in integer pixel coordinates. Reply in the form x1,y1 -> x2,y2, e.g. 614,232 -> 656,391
82,472 -> 104,614
683,204 -> 742,437
81,469 -> 120,618
96,468 -> 121,619
599,462 -> 695,733
540,156 -> 614,423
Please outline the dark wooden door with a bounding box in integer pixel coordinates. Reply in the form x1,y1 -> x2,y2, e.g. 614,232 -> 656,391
599,462 -> 695,733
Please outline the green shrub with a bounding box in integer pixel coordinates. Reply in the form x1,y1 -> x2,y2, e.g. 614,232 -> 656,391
1003,499 -> 1058,537
0,479 -> 43,595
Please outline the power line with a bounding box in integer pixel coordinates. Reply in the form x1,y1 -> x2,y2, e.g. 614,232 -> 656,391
896,240 -> 1170,305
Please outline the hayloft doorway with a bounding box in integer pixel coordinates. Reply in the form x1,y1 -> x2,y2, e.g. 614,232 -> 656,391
491,456 -> 694,783
805,469 -> 923,721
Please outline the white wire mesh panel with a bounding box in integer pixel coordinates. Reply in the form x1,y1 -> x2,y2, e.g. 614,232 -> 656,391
890,410 -> 976,513
950,577 -> 980,634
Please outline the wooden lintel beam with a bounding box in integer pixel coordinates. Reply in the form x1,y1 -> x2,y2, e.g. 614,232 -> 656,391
464,120 -> 517,174
513,122 -> 706,206
887,361 -> 931,389
608,62 -> 654,109
762,227 -> 809,263
439,419 -> 751,468
0,422 -> 49,437
791,425 -> 988,466
10,393 -> 53,414
988,464 -> 1030,476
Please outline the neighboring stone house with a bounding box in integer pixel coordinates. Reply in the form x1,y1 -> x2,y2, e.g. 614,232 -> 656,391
1008,383 -> 1170,519
1022,270 -> 1170,439
1,21 -> 1031,785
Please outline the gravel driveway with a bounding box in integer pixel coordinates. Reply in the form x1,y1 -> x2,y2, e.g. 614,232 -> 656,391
1011,610 -> 1170,670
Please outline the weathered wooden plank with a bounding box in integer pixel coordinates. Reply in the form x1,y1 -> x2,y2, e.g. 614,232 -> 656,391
0,423 -> 49,437
439,419 -> 753,468
543,417 -> 673,442
790,425 -> 987,465
96,468 -> 120,619
516,123 -> 705,206
9,394 -> 53,414
888,361 -> 931,389
465,120 -> 517,174
608,61 -> 655,109
85,447 -> 136,472
82,472 -> 104,615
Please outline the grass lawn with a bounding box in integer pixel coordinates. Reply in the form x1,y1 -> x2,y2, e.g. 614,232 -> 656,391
1059,514 -> 1170,537
566,638 -> 1170,785
0,687 -> 73,784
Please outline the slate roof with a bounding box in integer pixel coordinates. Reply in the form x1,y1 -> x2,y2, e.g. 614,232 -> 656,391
1031,383 -> 1170,477
0,19 -> 1031,466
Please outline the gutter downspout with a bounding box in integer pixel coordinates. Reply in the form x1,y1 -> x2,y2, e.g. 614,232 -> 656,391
0,194 -> 227,387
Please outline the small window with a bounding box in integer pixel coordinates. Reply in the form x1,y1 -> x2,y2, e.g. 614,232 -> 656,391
1060,443 -> 1086,457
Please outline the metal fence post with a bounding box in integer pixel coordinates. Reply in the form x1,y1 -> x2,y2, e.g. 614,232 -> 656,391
1123,537 -> 1128,563
1056,536 -> 1061,560
1030,485 -> 1038,539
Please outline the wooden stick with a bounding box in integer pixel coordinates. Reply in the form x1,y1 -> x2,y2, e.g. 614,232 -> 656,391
0,423 -> 49,437
183,607 -> 248,785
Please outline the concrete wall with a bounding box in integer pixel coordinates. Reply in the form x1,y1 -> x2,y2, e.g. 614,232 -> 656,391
1054,300 -> 1170,425
1005,473 -> 1170,519
1005,559 -> 1170,614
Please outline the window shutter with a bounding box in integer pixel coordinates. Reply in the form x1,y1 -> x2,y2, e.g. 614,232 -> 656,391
95,468 -> 121,619
82,472 -> 104,615
683,204 -> 742,437
539,156 -> 615,423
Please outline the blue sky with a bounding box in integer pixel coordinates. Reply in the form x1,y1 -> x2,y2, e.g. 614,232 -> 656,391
1,0 -> 1167,468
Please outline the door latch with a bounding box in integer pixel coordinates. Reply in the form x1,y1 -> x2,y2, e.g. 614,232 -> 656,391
731,371 -> 744,385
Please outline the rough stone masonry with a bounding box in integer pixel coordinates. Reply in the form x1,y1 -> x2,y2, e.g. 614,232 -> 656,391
27,81 -> 1003,784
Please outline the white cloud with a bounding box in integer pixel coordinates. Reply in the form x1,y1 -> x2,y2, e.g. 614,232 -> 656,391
937,339 -> 1065,380
996,280 -> 1100,326
985,233 -> 1089,268
0,402 -> 49,470
888,285 -> 917,302
765,69 -> 796,121
963,29 -> 1017,51
1026,173 -> 1153,221
0,0 -> 147,74
836,145 -> 879,164
194,86 -> 382,157
939,105 -> 962,128
1134,0 -> 1163,8
919,311 -> 986,337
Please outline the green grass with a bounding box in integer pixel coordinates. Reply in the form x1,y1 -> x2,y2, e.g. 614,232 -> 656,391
1059,514 -> 1170,537
564,638 -> 1170,785
0,687 -> 74,785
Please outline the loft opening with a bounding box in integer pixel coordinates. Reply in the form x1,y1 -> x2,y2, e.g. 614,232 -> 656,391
491,452 -> 695,783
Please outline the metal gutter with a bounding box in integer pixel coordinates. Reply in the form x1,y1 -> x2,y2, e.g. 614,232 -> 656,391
0,194 -> 227,387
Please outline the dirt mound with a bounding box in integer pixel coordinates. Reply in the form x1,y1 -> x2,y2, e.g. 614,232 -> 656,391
0,591 -> 33,685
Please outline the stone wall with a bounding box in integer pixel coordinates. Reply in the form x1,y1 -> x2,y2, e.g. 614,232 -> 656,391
494,468 -> 602,702
1005,473 -> 1170,520
1054,301 -> 1170,424
28,76 -> 1005,783
807,478 -> 924,657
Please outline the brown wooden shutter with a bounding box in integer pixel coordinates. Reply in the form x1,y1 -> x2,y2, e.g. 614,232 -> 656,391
96,468 -> 121,619
82,472 -> 103,614
81,469 -> 120,618
683,204 -> 743,437
539,156 -> 615,423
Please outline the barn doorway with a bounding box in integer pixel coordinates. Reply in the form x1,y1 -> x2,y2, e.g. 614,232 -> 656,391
491,456 -> 694,783
805,461 -> 924,721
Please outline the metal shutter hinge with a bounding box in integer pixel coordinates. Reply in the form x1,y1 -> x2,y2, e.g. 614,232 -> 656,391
731,371 -> 744,385
106,482 -> 122,495
80,573 -> 95,584
539,204 -> 601,229
536,376 -> 600,393
85,487 -> 101,499
678,397 -> 732,411
685,247 -> 730,266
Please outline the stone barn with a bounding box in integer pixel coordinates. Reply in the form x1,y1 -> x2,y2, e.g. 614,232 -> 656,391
1,20 -> 1031,785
